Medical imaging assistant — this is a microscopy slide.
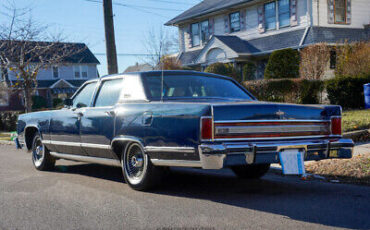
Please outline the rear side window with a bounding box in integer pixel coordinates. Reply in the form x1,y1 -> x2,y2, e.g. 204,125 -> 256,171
94,79 -> 123,107
72,82 -> 97,108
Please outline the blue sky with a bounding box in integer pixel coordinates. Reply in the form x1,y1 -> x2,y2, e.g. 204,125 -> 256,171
1,0 -> 201,76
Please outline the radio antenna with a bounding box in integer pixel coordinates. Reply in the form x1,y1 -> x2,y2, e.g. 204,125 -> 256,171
160,43 -> 164,102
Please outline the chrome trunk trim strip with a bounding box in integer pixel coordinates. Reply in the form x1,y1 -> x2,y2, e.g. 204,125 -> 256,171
49,152 -> 121,167
214,120 -> 331,123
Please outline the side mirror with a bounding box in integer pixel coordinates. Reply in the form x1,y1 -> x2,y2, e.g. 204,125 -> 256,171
64,98 -> 73,107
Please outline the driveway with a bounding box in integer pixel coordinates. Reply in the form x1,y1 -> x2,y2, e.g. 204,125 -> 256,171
0,144 -> 369,230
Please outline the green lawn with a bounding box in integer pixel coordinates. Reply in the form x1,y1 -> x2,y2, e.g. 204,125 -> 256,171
342,110 -> 370,132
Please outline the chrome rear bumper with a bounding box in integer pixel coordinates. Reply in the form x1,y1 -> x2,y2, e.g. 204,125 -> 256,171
199,138 -> 354,169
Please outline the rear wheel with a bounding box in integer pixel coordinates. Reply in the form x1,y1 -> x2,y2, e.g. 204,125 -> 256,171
231,164 -> 270,179
121,143 -> 163,191
31,133 -> 55,171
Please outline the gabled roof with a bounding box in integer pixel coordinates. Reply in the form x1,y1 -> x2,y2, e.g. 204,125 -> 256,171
165,0 -> 253,26
0,40 -> 100,64
214,35 -> 259,53
178,49 -> 203,66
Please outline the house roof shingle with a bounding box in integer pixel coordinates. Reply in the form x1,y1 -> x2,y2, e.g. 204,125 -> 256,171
178,49 -> 203,65
0,40 -> 100,64
165,0 -> 253,26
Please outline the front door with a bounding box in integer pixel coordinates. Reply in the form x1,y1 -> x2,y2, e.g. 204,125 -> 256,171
80,78 -> 124,158
49,81 -> 98,155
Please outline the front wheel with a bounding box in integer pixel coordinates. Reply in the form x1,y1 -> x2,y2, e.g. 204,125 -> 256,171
121,143 -> 163,191
231,164 -> 270,179
31,133 -> 55,171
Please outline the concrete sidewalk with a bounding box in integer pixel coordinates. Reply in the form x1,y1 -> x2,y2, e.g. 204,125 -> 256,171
354,142 -> 370,155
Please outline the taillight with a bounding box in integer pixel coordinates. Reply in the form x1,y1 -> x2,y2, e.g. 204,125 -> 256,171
331,117 -> 342,135
201,117 -> 213,140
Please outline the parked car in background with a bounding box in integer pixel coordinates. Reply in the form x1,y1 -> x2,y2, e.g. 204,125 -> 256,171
16,71 -> 354,191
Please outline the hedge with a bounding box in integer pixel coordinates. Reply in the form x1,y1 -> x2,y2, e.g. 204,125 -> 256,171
0,111 -> 20,132
204,62 -> 241,82
264,48 -> 300,79
326,75 -> 370,109
243,78 -> 324,104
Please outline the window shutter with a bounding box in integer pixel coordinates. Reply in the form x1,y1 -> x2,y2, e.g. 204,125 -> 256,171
209,18 -> 215,35
346,0 -> 351,24
290,0 -> 298,26
258,5 -> 265,33
185,25 -> 193,48
224,15 -> 230,33
240,10 -> 246,31
327,0 -> 334,24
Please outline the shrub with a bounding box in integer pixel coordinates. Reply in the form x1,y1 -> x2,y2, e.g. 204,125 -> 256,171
264,48 -> 300,79
244,78 -> 324,104
32,95 -> 47,110
0,111 -> 20,131
53,98 -> 64,108
335,42 -> 370,77
299,43 -> 330,80
326,74 -> 370,109
204,62 -> 241,82
242,62 -> 257,81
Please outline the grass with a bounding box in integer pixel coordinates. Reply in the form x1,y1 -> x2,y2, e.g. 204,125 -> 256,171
342,110 -> 370,132
306,154 -> 370,185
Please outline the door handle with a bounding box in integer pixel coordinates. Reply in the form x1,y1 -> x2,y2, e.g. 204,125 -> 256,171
105,110 -> 115,117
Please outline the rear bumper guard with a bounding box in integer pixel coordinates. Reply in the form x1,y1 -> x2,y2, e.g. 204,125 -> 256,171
198,138 -> 354,169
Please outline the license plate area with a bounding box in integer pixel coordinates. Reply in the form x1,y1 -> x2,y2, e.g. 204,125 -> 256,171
279,148 -> 306,175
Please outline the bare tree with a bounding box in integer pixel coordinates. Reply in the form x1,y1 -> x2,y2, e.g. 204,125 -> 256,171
299,43 -> 330,80
335,41 -> 370,77
142,27 -> 178,69
0,1 -> 86,112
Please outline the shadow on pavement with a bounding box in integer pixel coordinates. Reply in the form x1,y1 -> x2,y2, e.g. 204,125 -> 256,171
54,163 -> 369,229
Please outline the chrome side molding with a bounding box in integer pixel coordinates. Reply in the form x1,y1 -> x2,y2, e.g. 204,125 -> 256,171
150,159 -> 202,168
49,152 -> 121,167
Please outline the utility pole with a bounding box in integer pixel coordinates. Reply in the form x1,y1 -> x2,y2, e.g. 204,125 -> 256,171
103,0 -> 118,74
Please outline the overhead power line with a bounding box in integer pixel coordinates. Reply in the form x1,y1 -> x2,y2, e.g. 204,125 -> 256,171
94,52 -> 156,57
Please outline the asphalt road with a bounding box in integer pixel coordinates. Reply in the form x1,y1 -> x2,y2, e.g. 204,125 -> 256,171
0,144 -> 369,230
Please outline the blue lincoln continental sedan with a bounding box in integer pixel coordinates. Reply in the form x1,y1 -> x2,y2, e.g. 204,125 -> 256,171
16,71 -> 354,190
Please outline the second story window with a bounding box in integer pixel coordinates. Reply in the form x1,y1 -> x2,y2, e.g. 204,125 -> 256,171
52,66 -> 59,78
81,66 -> 88,78
191,23 -> 200,47
265,2 -> 276,30
200,20 -> 209,44
334,0 -> 346,23
229,12 -> 240,33
74,66 -> 81,78
278,0 -> 290,27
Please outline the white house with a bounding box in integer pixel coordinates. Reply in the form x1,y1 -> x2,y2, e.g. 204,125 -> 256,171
166,0 -> 370,78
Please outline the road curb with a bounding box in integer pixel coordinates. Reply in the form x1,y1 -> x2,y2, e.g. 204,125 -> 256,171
343,129 -> 370,143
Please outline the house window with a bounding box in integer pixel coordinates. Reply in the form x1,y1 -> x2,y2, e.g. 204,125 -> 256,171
191,23 -> 200,47
74,66 -> 81,78
81,66 -> 88,78
52,66 -> 59,78
265,2 -> 276,30
334,0 -> 346,23
330,50 -> 337,69
278,0 -> 290,27
229,12 -> 241,32
200,20 -> 209,44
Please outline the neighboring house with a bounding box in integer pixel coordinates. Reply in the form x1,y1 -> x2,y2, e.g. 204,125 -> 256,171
0,41 -> 100,111
166,0 -> 370,79
124,63 -> 154,73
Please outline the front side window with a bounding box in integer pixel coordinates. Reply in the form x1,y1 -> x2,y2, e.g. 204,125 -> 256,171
278,0 -> 290,27
191,23 -> 200,47
52,66 -> 59,78
94,79 -> 123,107
74,66 -> 80,78
334,0 -> 346,23
229,12 -> 241,33
142,75 -> 253,100
200,20 -> 209,43
72,82 -> 97,108
265,2 -> 276,30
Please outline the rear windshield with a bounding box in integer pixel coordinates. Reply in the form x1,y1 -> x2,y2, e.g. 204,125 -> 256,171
142,75 -> 253,100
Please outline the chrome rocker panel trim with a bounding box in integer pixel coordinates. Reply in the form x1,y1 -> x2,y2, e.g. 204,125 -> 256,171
49,152 -> 121,167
